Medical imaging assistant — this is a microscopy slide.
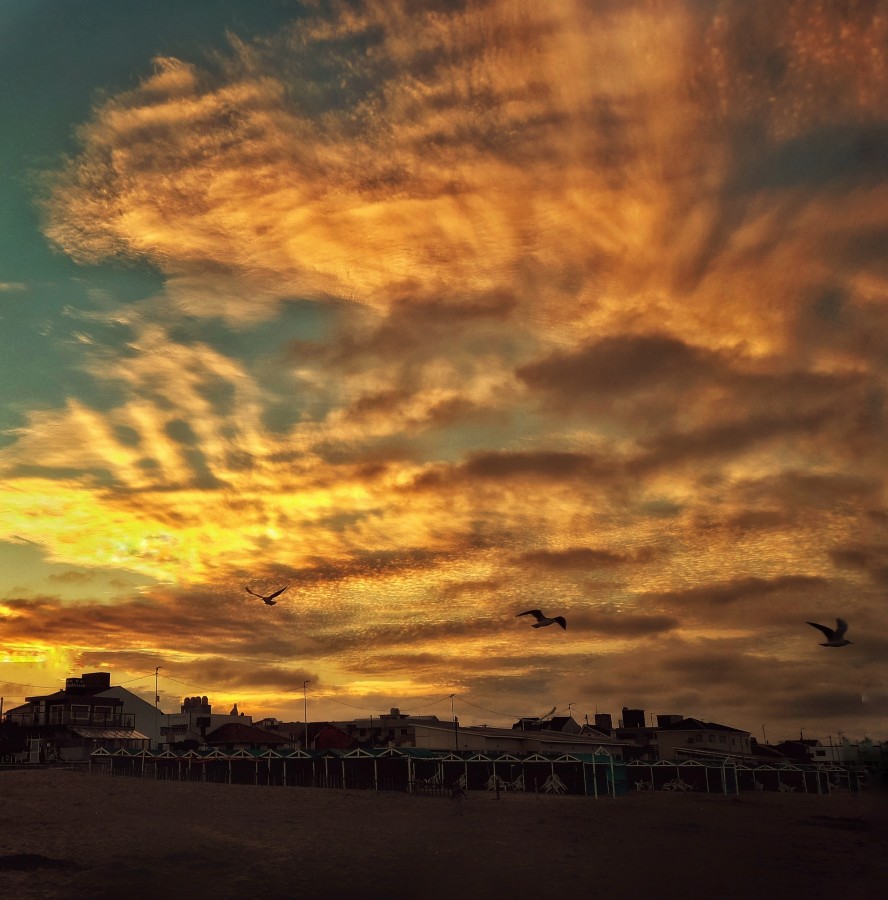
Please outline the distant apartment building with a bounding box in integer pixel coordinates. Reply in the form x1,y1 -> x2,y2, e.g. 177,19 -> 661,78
370,712 -> 628,756
255,718 -> 356,751
653,717 -> 752,759
161,696 -> 253,748
203,722 -> 291,753
586,708 -> 752,761
332,708 -> 444,748
514,715 -> 583,735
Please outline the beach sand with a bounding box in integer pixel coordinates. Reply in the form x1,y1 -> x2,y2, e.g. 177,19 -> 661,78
1,769 -> 885,899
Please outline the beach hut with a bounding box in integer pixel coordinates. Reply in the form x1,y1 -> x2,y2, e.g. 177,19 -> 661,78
437,751 -> 470,792
198,748 -> 230,784
371,747 -> 412,791
276,748 -> 316,788
88,746 -> 113,775
340,747 -> 380,790
461,751 -> 502,792
402,748 -> 446,792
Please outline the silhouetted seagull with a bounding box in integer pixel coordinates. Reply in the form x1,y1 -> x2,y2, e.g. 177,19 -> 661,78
245,584 -> 289,606
517,609 -> 566,629
807,618 -> 852,647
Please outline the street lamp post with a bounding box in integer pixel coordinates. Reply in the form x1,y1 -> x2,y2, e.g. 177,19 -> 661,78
450,694 -> 458,751
302,680 -> 310,751
154,667 -> 162,750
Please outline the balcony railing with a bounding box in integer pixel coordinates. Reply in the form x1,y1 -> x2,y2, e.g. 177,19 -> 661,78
6,710 -> 136,729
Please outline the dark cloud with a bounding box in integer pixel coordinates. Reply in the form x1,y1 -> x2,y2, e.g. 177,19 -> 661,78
733,470 -> 880,511
409,449 -> 617,490
710,509 -> 794,534
829,544 -> 888,586
518,334 -> 868,461
344,388 -> 504,432
768,688 -> 868,722
739,125 -> 888,190
643,574 -> 830,607
170,658 -> 316,692
516,333 -> 720,399
47,570 -> 97,584
516,546 -> 633,569
272,546 -> 458,587
289,291 -> 520,381
348,388 -> 413,419
658,646 -> 767,687
567,611 -> 680,637
0,591 -> 321,662
632,406 -> 835,472
325,616 -> 506,654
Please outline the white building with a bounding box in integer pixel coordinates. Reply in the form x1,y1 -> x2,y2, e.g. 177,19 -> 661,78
95,686 -> 167,750
411,721 -> 630,757
161,696 -> 252,747
653,717 -> 752,760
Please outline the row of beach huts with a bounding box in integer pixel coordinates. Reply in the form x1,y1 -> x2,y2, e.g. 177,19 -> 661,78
87,745 -> 867,797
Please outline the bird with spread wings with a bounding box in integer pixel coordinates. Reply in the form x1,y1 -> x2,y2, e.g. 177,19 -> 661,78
517,609 -> 566,629
806,618 -> 852,647
245,584 -> 289,606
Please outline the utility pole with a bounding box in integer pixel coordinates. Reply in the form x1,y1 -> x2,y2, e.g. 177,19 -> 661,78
302,680 -> 310,752
154,667 -> 162,749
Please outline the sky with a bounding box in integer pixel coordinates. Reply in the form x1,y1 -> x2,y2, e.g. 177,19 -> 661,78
1,0 -> 887,743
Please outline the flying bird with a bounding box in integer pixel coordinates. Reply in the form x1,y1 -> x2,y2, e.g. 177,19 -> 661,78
245,584 -> 289,606
806,618 -> 852,647
517,609 -> 566,629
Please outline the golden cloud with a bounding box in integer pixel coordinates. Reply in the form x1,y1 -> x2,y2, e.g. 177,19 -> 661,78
2,0 -> 885,734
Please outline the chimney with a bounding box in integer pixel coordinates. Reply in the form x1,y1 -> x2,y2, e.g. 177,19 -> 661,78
657,714 -> 683,727
621,707 -> 645,729
81,672 -> 111,692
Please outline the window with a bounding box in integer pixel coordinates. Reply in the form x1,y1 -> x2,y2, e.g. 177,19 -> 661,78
694,734 -> 703,742
93,706 -> 113,725
70,705 -> 90,723
49,706 -> 63,725
719,735 -> 726,743
708,735 -> 715,742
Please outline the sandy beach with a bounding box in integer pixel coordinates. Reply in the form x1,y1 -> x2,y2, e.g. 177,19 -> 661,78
1,769 -> 885,900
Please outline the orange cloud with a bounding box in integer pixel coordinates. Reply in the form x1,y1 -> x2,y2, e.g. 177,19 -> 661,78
2,0 -> 885,735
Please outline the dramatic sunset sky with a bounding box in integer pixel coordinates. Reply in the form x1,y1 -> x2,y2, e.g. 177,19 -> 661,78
1,0 -> 886,742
